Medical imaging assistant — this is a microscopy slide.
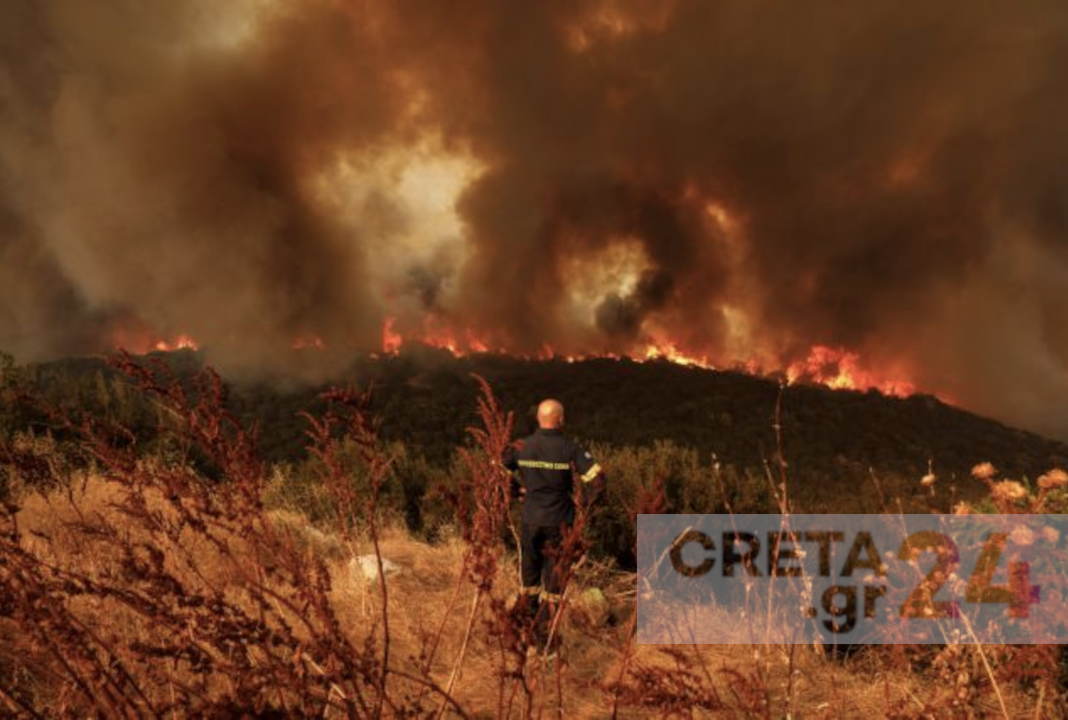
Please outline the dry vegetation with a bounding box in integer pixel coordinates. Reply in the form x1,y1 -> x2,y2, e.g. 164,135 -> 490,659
1,356 -> 1066,717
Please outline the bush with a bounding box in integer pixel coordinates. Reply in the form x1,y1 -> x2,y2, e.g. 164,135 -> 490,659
586,441 -> 775,566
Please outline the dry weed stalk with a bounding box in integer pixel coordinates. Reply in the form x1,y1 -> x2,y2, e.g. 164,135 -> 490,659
0,355 -> 466,717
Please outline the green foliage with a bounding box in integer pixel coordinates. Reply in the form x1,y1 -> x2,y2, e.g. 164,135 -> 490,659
264,438 -> 462,538
18,349 -> 1068,491
12,347 -> 1068,558
584,441 -> 776,565
262,435 -> 781,566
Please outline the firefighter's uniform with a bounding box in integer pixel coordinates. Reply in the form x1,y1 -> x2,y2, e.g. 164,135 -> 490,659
502,428 -> 604,644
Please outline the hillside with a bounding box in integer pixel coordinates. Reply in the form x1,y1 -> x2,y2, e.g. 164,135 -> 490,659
343,346 -> 1068,488
10,345 -> 1068,523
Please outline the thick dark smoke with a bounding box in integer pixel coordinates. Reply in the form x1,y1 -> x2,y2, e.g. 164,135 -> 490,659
2,0 -> 1068,437
595,269 -> 674,339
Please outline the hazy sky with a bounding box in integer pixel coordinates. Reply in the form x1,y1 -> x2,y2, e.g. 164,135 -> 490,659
2,0 -> 1068,438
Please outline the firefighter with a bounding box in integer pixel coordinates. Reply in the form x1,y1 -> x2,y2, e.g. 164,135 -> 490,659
502,398 -> 605,652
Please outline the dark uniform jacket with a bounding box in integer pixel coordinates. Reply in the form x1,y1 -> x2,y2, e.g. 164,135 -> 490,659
503,428 -> 604,527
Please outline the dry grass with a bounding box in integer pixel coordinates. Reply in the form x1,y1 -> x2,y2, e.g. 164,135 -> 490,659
0,357 -> 1064,718
4,477 -> 1056,718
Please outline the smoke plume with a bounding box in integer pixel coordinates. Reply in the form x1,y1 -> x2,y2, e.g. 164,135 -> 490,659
2,0 -> 1068,437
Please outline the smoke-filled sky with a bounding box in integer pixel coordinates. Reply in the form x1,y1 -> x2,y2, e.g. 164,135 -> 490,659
2,0 -> 1068,438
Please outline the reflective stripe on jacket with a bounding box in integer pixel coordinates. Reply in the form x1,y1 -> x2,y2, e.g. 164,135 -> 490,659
502,428 -> 603,526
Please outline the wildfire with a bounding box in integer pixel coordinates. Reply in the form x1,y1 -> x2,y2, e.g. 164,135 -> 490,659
380,315 -> 499,356
154,335 -> 199,352
382,317 -> 403,354
786,345 -> 916,397
110,326 -> 200,355
374,319 -> 920,397
107,320 -> 924,400
640,341 -> 714,369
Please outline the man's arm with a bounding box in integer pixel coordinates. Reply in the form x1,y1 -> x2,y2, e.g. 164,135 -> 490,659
572,444 -> 605,508
501,444 -> 524,500
502,445 -> 519,472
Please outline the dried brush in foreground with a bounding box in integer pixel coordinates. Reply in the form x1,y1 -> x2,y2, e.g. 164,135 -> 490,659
0,355 -> 465,717
4,358 -> 1058,718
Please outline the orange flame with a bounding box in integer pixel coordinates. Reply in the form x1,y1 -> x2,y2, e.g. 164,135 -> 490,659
640,341 -> 714,369
382,317 -> 403,354
380,315 -> 499,356
154,334 -> 199,352
786,345 -> 915,397
110,320 -> 925,400
111,326 -> 200,354
375,320 -> 921,396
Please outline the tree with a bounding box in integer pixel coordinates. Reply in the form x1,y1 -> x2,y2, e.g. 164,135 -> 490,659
0,350 -> 25,441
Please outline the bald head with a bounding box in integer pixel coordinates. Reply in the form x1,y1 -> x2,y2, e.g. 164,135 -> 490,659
537,399 -> 565,429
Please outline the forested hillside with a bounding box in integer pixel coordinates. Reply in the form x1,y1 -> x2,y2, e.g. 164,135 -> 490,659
5,346 -> 1067,543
